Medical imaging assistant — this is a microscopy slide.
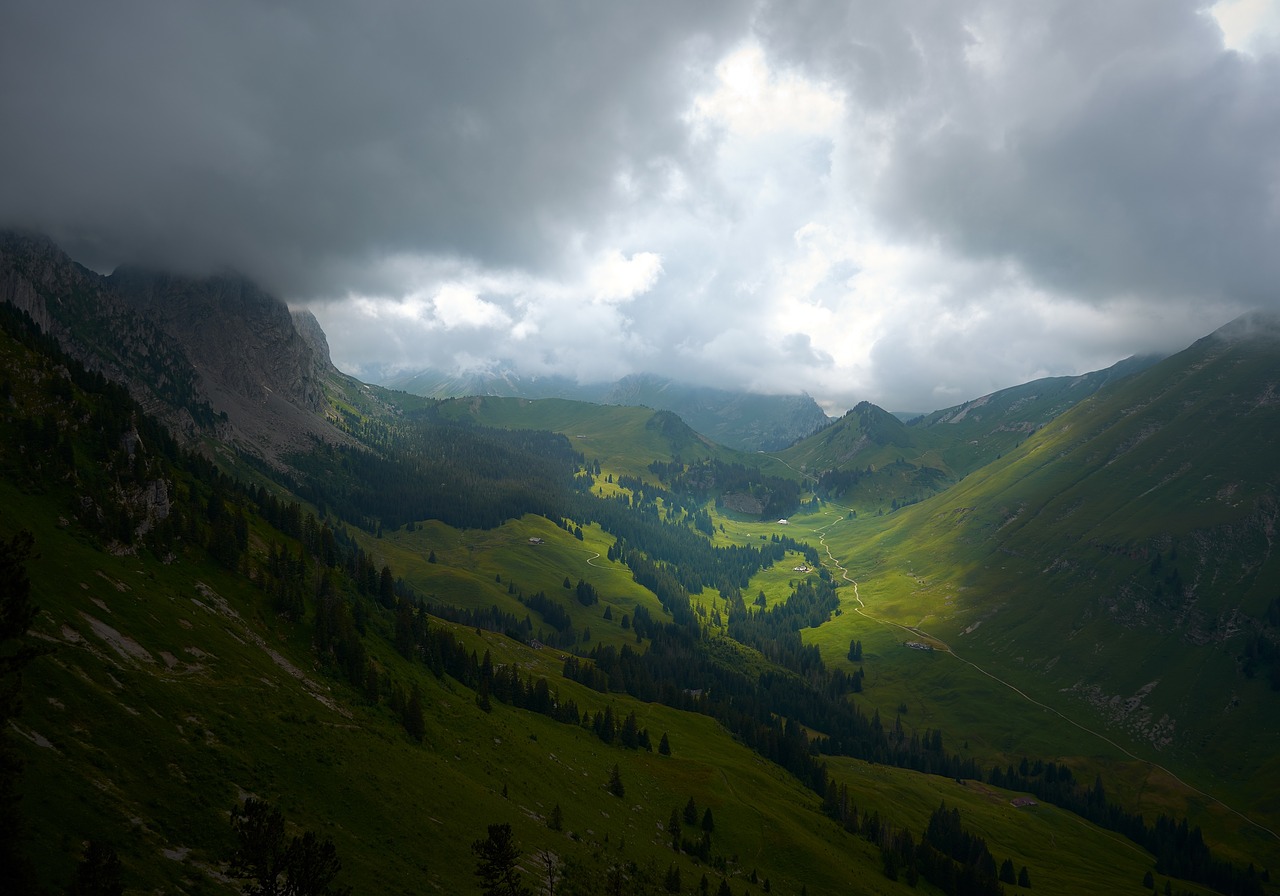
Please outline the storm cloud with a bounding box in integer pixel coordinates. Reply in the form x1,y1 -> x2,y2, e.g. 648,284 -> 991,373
3,0 -> 1277,412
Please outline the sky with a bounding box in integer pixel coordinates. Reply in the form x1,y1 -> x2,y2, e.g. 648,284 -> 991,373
2,1 -> 1279,414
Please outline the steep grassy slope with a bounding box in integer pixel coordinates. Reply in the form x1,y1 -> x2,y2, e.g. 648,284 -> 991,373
777,356 -> 1158,514
803,316 -> 1280,870
912,354 -> 1159,476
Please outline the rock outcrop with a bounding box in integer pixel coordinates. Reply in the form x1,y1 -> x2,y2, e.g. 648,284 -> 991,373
0,231 -> 349,460
291,308 -> 333,367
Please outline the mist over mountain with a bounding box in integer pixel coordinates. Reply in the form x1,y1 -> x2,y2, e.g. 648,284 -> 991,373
382,367 -> 831,452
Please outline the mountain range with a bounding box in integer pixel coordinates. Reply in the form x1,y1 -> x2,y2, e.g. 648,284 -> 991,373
1,231 -> 1277,895
380,367 -> 832,452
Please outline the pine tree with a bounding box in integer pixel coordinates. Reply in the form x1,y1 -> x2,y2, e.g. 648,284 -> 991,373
1019,865 -> 1032,888
378,566 -> 395,607
658,732 -> 672,755
229,799 -> 288,893
471,823 -> 531,896
285,831 -> 349,896
620,711 -> 640,748
1000,858 -> 1017,884
230,798 -> 347,896
608,763 -> 625,797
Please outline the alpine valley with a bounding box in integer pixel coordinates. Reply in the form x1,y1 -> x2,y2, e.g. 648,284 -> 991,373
2,231 -> 1278,896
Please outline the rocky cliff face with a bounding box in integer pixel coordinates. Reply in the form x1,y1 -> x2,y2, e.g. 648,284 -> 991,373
0,231 -> 348,459
109,267 -> 348,456
0,231 -> 217,438
291,308 -> 333,367
0,232 -> 61,334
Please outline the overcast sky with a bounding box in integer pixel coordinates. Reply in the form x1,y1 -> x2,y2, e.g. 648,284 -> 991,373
3,1 -> 1279,413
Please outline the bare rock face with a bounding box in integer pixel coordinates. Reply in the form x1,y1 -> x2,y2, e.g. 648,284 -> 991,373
720,492 -> 765,515
291,308 -> 333,367
0,232 -> 60,333
0,232 -> 215,439
108,267 -> 346,456
0,231 -> 349,461
111,269 -> 321,407
131,478 -> 171,538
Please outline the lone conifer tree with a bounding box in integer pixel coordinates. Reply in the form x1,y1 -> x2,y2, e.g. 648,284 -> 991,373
229,798 -> 349,896
1000,858 -> 1017,884
471,823 -> 531,896
230,798 -> 289,893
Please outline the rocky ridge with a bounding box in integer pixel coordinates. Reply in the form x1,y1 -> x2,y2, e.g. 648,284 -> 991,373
0,231 -> 349,460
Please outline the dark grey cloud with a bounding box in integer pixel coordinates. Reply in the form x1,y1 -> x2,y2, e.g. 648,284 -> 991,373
2,0 -> 1276,413
0,0 -> 746,294
762,0 -> 1280,309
